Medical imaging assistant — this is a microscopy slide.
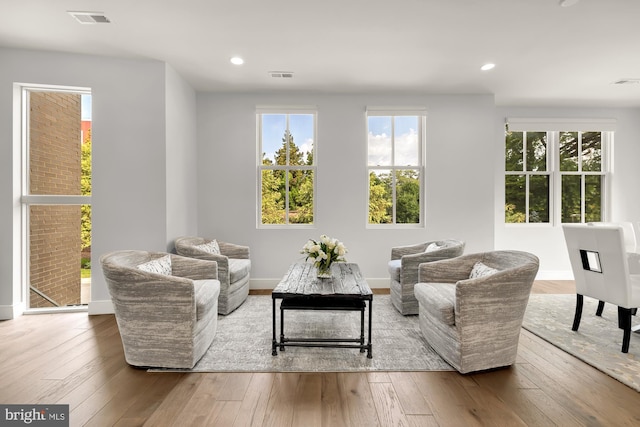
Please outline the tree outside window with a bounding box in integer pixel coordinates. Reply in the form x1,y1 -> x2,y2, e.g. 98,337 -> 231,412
505,130 -> 549,223
505,128 -> 606,224
259,113 -> 315,225
367,114 -> 424,225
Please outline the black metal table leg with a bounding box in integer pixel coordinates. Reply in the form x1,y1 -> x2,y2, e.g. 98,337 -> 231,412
272,297 -> 277,356
367,298 -> 373,359
280,299 -> 285,351
359,306 -> 365,352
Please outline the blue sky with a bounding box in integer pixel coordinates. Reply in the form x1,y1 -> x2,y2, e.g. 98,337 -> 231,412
261,114 -> 314,162
368,116 -> 419,166
81,94 -> 92,120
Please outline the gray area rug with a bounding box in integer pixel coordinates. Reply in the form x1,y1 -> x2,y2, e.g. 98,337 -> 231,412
151,294 -> 454,372
522,294 -> 640,392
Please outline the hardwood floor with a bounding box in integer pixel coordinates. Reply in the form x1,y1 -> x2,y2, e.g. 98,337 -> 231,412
1,280 -> 638,426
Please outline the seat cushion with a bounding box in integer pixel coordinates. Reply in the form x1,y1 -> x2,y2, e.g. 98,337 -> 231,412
228,259 -> 251,283
414,282 -> 456,326
193,279 -> 220,321
388,259 -> 401,281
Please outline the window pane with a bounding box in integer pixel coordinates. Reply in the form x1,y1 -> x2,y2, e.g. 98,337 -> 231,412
30,205 -> 82,308
395,169 -> 420,224
529,175 -> 549,223
288,170 -> 314,224
368,116 -> 392,166
261,114 -> 286,165
585,175 -> 602,222
559,131 -> 578,172
562,175 -> 582,223
526,132 -> 547,172
394,116 -> 419,166
582,132 -> 602,172
261,169 -> 285,224
505,131 -> 523,171
288,114 -> 314,166
505,175 -> 526,223
368,170 -> 392,224
29,91 -> 83,195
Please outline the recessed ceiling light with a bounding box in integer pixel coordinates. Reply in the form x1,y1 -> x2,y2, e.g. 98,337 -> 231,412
230,57 -> 244,65
481,63 -> 495,71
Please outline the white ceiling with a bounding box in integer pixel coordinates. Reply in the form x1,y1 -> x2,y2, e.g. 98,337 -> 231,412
1,0 -> 640,107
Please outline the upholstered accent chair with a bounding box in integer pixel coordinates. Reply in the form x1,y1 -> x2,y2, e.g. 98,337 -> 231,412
414,250 -> 539,374
100,250 -> 220,369
388,240 -> 465,315
175,236 -> 251,315
563,224 -> 640,353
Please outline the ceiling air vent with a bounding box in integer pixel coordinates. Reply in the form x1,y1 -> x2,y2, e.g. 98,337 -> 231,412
612,79 -> 640,85
269,71 -> 294,78
68,11 -> 111,24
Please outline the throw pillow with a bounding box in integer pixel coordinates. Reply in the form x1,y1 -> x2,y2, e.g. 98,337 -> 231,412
425,242 -> 442,252
469,261 -> 499,279
137,254 -> 172,275
195,239 -> 221,255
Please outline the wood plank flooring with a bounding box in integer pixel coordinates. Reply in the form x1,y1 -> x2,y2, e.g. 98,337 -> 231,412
1,281 -> 638,426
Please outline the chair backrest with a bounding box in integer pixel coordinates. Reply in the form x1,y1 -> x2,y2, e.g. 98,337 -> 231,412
563,224 -> 632,307
587,221 -> 637,252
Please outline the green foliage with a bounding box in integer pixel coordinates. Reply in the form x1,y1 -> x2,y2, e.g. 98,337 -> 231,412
81,131 -> 91,250
261,131 -> 314,224
505,203 -> 525,223
368,172 -> 392,224
261,169 -> 285,224
368,171 -> 420,224
395,170 -> 420,223
505,129 -> 603,224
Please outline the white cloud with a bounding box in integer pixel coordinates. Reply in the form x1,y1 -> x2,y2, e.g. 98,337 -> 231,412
368,129 -> 419,166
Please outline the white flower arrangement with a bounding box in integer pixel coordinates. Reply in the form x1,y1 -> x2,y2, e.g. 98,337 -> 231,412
301,234 -> 348,276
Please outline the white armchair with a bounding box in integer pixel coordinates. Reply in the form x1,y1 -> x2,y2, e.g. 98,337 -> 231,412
175,236 -> 251,315
563,224 -> 640,353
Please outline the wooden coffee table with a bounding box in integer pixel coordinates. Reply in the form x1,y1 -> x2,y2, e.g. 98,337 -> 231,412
272,262 -> 373,358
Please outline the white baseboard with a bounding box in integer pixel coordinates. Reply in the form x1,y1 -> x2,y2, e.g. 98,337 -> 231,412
88,299 -> 114,315
249,278 -> 281,290
536,270 -> 574,280
0,304 -> 18,320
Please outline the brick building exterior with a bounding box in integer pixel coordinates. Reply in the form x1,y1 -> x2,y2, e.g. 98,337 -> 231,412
28,91 -> 82,308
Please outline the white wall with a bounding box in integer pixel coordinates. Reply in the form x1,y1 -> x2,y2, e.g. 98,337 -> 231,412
4,49 -> 638,318
196,93 -> 497,287
0,47 -> 196,318
165,63 -> 198,252
494,107 -> 640,278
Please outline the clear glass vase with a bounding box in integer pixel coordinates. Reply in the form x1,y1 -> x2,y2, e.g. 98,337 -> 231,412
316,263 -> 332,278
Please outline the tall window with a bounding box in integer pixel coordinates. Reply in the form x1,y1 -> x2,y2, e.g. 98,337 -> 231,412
559,131 -> 604,223
505,119 -> 612,224
258,109 -> 316,226
367,110 -> 425,225
20,85 -> 92,311
505,131 -> 550,223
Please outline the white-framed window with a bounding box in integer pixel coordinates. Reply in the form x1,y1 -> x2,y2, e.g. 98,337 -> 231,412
18,83 -> 92,312
367,108 -> 426,226
505,118 -> 614,224
257,107 -> 316,226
